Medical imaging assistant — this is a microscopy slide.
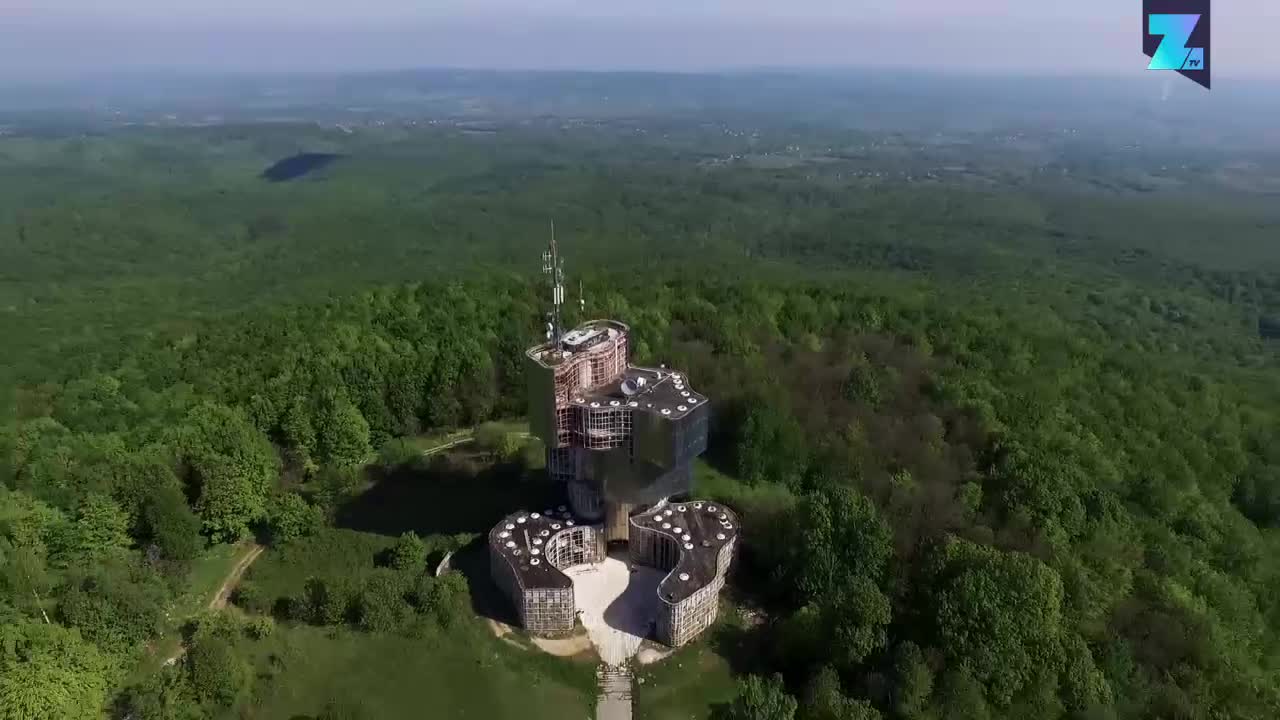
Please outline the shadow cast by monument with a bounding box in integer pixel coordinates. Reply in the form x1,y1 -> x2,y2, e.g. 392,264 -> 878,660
601,553 -> 662,640
336,456 -> 559,538
563,553 -> 665,664
450,537 -> 524,626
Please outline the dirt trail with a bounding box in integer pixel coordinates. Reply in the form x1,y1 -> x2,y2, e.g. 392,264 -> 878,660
210,543 -> 264,610
162,542 -> 264,666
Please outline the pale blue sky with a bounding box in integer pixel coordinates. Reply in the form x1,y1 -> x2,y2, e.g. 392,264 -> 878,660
3,1 -> 1275,78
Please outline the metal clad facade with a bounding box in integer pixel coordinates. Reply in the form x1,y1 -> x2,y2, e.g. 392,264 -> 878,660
526,355 -> 558,446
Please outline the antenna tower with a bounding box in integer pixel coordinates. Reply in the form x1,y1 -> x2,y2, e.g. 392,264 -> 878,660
542,221 -> 565,346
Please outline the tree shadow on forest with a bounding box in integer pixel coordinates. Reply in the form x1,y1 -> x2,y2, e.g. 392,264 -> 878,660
334,455 -> 560,539
707,615 -> 771,678
707,703 -> 735,720
333,453 -> 568,627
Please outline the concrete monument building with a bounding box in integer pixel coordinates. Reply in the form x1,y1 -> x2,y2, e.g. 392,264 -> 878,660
487,235 -> 737,648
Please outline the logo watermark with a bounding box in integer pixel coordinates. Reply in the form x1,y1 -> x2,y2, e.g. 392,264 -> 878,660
1144,0 -> 1211,89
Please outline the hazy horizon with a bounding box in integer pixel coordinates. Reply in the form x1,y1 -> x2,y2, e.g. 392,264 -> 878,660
3,1 -> 1277,82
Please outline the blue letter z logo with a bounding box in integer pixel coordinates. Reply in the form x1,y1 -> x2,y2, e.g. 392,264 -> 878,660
1148,14 -> 1204,70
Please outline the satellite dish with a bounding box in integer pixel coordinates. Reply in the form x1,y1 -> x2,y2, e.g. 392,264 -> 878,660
621,379 -> 639,396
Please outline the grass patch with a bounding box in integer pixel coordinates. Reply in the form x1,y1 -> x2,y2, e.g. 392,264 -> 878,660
475,419 -> 530,436
393,420 -> 529,455
245,528 -> 396,604
131,542 -> 254,680
402,428 -> 475,453
634,640 -> 738,720
158,449 -> 590,718
237,621 -> 595,719
176,542 -> 249,616
693,460 -> 796,512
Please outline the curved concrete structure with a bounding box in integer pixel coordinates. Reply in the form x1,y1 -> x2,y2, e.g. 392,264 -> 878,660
629,501 -> 739,647
488,506 -> 603,637
488,499 -> 738,647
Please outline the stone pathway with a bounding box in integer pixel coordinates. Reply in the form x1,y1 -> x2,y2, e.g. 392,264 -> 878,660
562,551 -> 663,720
596,663 -> 633,720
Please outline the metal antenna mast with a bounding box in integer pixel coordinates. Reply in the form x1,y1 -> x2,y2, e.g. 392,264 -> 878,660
542,221 -> 565,346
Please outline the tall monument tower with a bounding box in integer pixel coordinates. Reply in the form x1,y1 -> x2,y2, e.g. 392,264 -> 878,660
486,234 -> 734,649
524,241 -> 709,542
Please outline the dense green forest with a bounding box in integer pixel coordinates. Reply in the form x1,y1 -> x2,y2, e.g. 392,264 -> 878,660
3,114 -> 1280,719
4,121 -> 1280,390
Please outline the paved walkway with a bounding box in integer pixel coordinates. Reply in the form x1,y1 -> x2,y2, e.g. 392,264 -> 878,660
563,551 -> 663,720
563,553 -> 664,665
596,664 -> 633,720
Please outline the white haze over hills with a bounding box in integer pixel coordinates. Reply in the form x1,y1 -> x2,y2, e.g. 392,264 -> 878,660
2,0 -> 1277,80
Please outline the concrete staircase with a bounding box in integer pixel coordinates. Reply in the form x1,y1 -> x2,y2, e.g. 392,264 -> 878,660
595,663 -> 633,720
